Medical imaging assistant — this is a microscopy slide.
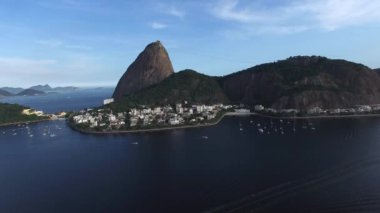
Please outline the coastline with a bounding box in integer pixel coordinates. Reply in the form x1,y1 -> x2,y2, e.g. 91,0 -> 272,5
254,113 -> 380,120
0,118 -> 52,128
69,112 -> 251,135
69,111 -> 380,135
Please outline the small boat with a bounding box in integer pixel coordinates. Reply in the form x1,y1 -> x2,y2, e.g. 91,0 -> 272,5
29,134 -> 34,138
50,134 -> 56,137
258,128 -> 264,133
240,128 -> 244,131
201,136 -> 209,139
131,141 -> 139,145
250,120 -> 253,123
257,123 -> 261,127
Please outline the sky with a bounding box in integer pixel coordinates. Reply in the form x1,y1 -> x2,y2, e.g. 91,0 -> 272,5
1,0 -> 380,87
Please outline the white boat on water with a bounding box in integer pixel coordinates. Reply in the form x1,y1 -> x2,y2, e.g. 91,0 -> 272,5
131,141 -> 139,145
240,128 -> 244,131
202,136 -> 209,139
258,128 -> 264,133
50,134 -> 56,137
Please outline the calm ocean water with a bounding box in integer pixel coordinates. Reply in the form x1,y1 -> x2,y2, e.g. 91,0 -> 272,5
0,88 -> 114,113
1,90 -> 380,212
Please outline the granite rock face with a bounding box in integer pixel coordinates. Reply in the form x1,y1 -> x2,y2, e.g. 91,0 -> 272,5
113,41 -> 174,101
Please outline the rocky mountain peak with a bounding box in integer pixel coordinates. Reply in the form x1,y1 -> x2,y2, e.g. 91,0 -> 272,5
113,41 -> 174,101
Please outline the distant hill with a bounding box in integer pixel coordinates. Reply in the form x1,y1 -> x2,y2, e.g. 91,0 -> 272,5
53,86 -> 78,92
27,84 -> 77,92
28,84 -> 53,92
221,56 -> 380,109
0,103 -> 45,125
112,69 -> 229,109
0,87 -> 23,94
17,89 -> 45,96
0,85 -> 78,97
0,89 -> 13,97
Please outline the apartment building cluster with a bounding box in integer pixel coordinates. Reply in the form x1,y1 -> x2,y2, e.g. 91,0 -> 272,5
254,104 -> 380,115
71,103 -> 233,131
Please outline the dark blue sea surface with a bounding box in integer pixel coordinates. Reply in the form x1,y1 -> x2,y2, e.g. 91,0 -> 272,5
1,91 -> 380,212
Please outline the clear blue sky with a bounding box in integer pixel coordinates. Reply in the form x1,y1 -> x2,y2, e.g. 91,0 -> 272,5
1,0 -> 380,87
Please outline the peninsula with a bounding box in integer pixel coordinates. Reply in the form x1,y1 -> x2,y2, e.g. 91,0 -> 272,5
68,41 -> 380,134
0,103 -> 49,126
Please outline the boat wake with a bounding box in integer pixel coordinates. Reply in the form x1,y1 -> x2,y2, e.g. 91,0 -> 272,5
207,156 -> 380,213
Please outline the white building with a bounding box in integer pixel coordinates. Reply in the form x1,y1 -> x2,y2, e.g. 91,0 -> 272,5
154,107 -> 162,114
254,105 -> 265,111
307,107 -> 323,115
103,98 -> 114,105
169,118 -> 180,125
357,105 -> 372,113
130,118 -> 138,127
130,109 -> 138,116
196,105 -> 204,113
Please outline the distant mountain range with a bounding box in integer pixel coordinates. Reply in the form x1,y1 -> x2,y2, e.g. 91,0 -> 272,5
0,84 -> 78,97
16,89 -> 46,96
0,89 -> 13,97
111,41 -> 380,110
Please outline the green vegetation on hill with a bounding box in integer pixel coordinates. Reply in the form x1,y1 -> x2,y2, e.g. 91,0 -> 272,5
0,103 -> 46,125
110,70 -> 230,111
110,55 -> 380,110
221,56 -> 380,108
225,56 -> 368,89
